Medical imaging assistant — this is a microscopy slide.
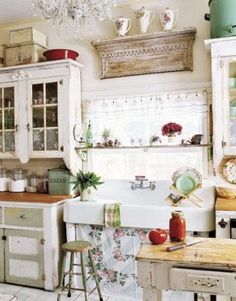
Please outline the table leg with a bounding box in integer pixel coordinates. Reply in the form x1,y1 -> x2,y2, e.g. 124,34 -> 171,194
143,288 -> 162,301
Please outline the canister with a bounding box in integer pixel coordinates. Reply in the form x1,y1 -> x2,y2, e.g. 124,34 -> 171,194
48,167 -> 75,195
8,167 -> 27,192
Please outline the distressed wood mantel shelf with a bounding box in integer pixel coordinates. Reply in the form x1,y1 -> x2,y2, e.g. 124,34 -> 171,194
91,27 -> 197,79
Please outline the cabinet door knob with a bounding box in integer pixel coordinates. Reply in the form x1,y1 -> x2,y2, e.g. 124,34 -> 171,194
15,124 -> 19,132
218,218 -> 227,228
40,238 -> 45,245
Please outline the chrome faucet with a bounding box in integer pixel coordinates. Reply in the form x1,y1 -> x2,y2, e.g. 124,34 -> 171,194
130,176 -> 156,190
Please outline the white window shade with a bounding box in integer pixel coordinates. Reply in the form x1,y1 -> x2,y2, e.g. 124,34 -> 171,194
82,91 -> 209,180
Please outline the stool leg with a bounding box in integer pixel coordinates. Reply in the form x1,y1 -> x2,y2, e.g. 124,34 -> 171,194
80,251 -> 89,301
57,251 -> 67,301
88,250 -> 103,301
67,252 -> 74,298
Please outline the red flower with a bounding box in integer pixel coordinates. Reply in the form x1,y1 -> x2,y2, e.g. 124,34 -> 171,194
161,122 -> 182,136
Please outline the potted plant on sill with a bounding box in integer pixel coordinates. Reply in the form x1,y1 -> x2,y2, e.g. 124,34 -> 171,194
71,170 -> 104,202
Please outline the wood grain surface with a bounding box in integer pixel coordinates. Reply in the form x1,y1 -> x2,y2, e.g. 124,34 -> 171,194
0,192 -> 70,204
215,197 -> 236,211
136,238 -> 236,268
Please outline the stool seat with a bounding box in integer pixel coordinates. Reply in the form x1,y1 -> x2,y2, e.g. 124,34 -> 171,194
62,240 -> 92,253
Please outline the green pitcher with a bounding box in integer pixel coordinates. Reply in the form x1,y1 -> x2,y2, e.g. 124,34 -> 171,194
205,0 -> 236,38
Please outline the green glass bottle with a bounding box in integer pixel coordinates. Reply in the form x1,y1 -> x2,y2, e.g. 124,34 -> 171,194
86,120 -> 93,147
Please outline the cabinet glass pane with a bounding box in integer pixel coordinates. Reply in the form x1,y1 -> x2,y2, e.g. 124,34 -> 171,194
4,132 -> 15,151
46,106 -> 57,127
46,82 -> 57,104
32,84 -> 44,105
4,87 -> 14,108
33,130 -> 44,151
46,129 -> 58,150
229,62 -> 236,147
33,108 -> 44,128
4,109 -> 14,129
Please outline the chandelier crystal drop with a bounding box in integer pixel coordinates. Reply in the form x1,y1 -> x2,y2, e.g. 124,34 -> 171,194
32,0 -> 115,41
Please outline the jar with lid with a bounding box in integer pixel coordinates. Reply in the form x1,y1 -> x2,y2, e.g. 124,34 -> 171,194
9,167 -> 27,192
169,210 -> 186,242
26,172 -> 39,193
0,166 -> 9,192
37,172 -> 48,193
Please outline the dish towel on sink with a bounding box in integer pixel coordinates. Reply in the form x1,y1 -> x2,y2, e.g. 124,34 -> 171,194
104,202 -> 121,227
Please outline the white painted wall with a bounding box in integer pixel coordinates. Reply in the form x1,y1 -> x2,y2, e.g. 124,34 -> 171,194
0,0 -> 212,173
0,0 -> 211,98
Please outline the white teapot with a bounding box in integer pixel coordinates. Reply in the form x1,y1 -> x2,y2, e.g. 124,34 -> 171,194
159,8 -> 178,31
114,16 -> 131,37
136,7 -> 155,34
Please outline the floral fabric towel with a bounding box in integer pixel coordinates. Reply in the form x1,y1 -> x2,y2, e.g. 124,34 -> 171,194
104,202 -> 121,227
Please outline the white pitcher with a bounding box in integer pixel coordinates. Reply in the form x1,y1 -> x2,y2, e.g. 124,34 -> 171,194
114,17 -> 131,37
159,8 -> 178,31
136,7 -> 155,34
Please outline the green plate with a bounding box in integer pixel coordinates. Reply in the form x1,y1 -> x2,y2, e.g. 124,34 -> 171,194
176,175 -> 197,195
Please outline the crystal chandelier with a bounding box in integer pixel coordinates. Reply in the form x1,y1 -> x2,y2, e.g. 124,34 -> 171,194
32,0 -> 114,40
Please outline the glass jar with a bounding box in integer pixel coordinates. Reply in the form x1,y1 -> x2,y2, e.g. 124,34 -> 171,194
26,172 -> 39,193
0,166 -> 9,192
9,167 -> 27,192
169,210 -> 186,242
37,172 -> 48,193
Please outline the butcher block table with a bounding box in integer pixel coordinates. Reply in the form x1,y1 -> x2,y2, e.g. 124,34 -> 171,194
136,238 -> 236,301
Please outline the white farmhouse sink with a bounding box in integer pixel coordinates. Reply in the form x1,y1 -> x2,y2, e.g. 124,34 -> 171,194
64,179 -> 215,232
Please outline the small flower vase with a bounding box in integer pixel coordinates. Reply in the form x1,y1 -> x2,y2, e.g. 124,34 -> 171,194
167,133 -> 181,144
80,188 -> 93,202
167,134 -> 176,143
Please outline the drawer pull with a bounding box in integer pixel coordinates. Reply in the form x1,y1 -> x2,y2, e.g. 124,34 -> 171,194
40,238 -> 45,245
20,214 -> 26,219
218,218 -> 227,228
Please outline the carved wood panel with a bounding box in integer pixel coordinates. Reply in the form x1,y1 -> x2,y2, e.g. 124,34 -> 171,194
91,27 -> 197,79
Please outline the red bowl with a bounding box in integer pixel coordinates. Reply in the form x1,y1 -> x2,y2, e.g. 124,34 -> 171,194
43,49 -> 79,61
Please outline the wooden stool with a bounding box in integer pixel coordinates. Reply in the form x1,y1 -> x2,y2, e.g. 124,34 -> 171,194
57,240 -> 103,301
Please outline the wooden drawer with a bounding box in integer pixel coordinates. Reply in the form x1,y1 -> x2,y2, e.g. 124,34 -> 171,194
4,207 -> 43,228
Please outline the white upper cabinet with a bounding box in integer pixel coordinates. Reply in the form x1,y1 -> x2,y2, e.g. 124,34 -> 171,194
0,59 -> 82,174
205,37 -> 236,170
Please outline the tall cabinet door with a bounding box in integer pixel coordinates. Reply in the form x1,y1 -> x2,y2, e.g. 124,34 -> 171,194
28,78 -> 63,158
5,229 -> 45,287
0,228 -> 4,282
222,56 -> 236,156
0,84 -> 17,158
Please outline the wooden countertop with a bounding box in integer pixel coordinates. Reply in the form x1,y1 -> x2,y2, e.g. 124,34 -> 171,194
0,192 -> 71,204
136,238 -> 236,269
215,197 -> 236,211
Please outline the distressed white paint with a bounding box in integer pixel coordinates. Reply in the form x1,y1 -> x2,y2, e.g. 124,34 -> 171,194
205,37 -> 236,170
0,60 -> 82,174
0,200 -> 65,290
9,236 -> 38,255
137,259 -> 236,301
9,258 -> 39,279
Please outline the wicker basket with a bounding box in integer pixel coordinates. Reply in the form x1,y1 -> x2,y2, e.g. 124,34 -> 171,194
216,186 -> 236,199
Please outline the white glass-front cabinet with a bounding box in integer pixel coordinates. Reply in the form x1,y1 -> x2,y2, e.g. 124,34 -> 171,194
205,37 -> 236,170
0,60 -> 82,174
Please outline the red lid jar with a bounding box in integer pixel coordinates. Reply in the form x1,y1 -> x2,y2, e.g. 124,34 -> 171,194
169,210 -> 186,242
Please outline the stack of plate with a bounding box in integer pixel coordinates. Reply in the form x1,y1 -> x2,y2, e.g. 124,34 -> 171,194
172,167 -> 202,196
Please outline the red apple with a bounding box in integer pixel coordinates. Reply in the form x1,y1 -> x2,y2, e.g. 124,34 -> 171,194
148,228 -> 167,245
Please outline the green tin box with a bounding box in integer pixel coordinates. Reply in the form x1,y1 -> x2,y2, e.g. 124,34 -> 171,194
48,167 -> 76,195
